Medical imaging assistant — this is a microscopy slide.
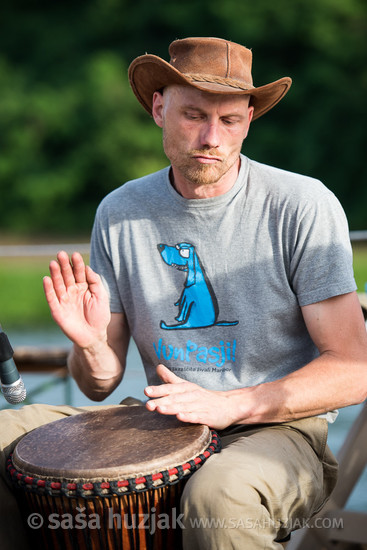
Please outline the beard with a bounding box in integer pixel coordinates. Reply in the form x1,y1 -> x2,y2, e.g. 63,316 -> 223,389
175,156 -> 225,185
164,136 -> 237,187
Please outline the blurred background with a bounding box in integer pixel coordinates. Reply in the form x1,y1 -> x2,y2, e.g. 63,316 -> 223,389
1,0 -> 367,329
0,0 -> 367,512
1,0 -> 367,243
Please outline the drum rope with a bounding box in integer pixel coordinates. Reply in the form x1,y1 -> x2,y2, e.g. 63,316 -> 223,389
6,430 -> 221,499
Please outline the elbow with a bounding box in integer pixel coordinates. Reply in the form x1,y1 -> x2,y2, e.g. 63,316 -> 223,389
82,388 -> 112,402
77,378 -> 122,402
352,389 -> 367,406
350,358 -> 367,405
357,382 -> 367,405
72,373 -> 123,402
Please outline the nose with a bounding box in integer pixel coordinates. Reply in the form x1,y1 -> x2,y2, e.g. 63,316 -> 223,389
200,122 -> 220,149
157,244 -> 165,253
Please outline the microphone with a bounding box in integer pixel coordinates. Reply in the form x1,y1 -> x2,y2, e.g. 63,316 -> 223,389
0,328 -> 27,405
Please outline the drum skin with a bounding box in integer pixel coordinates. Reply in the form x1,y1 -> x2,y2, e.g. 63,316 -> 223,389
7,406 -> 220,550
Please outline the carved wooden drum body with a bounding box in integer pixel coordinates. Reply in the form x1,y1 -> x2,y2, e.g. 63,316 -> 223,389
7,406 -> 220,550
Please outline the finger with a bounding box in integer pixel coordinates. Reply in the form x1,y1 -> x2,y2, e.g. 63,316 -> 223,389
176,411 -> 202,424
144,366 -> 194,401
144,379 -> 190,399
144,385 -> 170,399
145,399 -> 180,415
156,364 -> 185,384
43,276 -> 62,320
48,259 -> 67,301
145,388 -> 203,420
147,397 -> 203,420
56,250 -> 76,288
43,275 -> 59,307
85,265 -> 107,298
70,252 -> 87,284
145,399 -> 158,411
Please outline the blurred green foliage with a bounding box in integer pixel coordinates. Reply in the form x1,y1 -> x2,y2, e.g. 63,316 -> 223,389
0,0 -> 366,238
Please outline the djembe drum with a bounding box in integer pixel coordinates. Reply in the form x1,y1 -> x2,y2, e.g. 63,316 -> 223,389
7,406 -> 220,550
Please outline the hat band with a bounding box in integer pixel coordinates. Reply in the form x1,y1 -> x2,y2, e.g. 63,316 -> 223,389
185,73 -> 255,91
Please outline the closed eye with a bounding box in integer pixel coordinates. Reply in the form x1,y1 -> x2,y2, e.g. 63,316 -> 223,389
221,116 -> 243,126
184,112 -> 204,121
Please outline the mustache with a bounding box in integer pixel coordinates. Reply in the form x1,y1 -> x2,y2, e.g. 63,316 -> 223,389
190,150 -> 222,159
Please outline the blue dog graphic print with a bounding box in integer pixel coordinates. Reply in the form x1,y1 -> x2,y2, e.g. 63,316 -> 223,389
157,242 -> 239,330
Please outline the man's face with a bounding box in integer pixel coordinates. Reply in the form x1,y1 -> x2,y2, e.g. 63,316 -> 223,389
152,85 -> 254,196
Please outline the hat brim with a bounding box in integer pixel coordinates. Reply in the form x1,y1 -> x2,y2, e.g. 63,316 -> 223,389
129,55 -> 292,121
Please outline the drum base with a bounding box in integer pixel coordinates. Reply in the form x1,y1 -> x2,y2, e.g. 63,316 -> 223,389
15,483 -> 184,550
8,407 -> 221,550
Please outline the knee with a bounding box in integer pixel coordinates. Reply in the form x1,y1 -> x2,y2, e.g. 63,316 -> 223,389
0,404 -> 75,458
181,459 -> 262,517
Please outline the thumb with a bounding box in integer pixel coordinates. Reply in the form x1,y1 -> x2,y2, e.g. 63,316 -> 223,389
156,364 -> 185,384
85,266 -> 108,296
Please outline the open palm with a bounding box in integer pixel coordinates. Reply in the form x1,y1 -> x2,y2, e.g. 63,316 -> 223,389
43,251 -> 111,348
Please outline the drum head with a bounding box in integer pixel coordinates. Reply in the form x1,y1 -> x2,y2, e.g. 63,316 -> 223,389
12,406 -> 211,482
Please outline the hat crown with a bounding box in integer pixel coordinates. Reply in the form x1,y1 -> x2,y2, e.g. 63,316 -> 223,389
128,36 -> 292,120
168,37 -> 254,88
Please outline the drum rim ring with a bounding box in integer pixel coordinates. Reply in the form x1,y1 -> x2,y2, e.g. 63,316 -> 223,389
7,430 -> 221,498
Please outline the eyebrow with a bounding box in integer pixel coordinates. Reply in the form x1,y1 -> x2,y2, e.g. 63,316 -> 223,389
181,104 -> 204,112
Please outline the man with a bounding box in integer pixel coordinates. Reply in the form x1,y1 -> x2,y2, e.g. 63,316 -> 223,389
2,37 -> 367,549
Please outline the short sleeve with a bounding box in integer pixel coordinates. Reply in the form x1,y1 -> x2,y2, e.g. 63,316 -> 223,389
89,203 -> 125,314
290,191 -> 356,306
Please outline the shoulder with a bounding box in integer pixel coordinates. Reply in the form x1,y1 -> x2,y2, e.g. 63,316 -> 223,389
245,157 -> 345,219
247,157 -> 331,199
95,167 -> 170,221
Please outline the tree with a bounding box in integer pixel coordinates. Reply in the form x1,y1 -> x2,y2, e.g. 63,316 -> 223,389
0,0 -> 366,236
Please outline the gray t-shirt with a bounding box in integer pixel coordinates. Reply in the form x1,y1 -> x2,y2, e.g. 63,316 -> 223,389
90,155 -> 356,391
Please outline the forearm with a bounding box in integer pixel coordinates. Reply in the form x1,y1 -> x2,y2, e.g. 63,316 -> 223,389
145,350 -> 367,430
146,294 -> 367,429
68,339 -> 126,401
230,351 -> 367,425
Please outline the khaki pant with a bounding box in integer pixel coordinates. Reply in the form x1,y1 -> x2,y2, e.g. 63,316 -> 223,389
0,405 -> 338,550
182,418 -> 338,549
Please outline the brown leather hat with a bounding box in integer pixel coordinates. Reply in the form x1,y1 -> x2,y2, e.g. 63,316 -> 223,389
128,37 -> 292,121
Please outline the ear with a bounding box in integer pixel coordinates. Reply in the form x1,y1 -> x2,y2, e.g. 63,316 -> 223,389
185,249 -> 197,287
243,104 -> 254,140
152,91 -> 164,128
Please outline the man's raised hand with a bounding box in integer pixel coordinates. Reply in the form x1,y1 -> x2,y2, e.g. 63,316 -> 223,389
43,251 -> 111,348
